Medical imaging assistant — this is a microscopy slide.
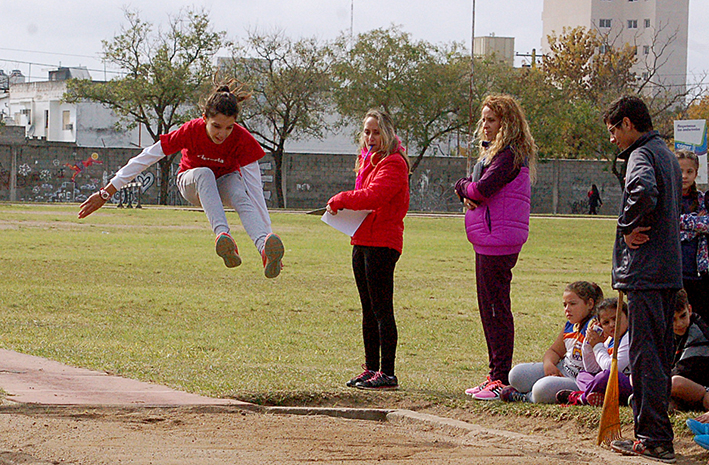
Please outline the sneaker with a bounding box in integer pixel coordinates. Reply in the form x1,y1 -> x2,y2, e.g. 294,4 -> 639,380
215,232 -> 241,268
346,365 -> 376,388
465,376 -> 492,396
610,439 -> 676,463
586,391 -> 604,407
556,389 -> 574,404
500,386 -> 529,403
687,418 -> 709,436
694,434 -> 709,450
472,379 -> 505,400
262,233 -> 284,278
356,371 -> 399,391
556,390 -> 584,405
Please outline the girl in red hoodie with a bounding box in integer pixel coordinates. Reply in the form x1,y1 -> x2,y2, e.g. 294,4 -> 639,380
327,109 -> 410,390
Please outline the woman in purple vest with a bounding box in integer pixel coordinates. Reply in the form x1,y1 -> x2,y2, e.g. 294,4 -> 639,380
455,94 -> 537,400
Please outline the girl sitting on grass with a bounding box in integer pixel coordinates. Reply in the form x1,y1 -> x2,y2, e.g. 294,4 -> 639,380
556,297 -> 632,406
499,281 -> 603,403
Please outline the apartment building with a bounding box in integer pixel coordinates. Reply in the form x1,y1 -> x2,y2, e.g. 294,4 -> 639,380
6,67 -> 143,148
542,0 -> 689,92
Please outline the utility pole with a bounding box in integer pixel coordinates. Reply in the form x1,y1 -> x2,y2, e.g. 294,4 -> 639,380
350,0 -> 354,42
467,0 -> 476,175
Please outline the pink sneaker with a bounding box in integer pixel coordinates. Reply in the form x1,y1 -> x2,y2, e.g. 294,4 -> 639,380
472,379 -> 505,401
586,392 -> 604,407
465,376 -> 492,396
261,233 -> 284,278
215,232 -> 241,268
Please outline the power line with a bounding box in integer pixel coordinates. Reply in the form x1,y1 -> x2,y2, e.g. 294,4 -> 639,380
0,47 -> 100,60
0,57 -> 124,78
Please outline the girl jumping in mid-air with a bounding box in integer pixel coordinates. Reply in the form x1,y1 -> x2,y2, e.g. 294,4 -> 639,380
78,81 -> 284,278
499,281 -> 603,403
327,109 -> 410,391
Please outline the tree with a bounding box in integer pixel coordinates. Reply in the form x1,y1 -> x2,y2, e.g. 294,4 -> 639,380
224,30 -> 332,208
540,27 -> 641,186
683,93 -> 709,123
543,26 -> 637,105
64,8 -> 224,204
332,26 -> 470,173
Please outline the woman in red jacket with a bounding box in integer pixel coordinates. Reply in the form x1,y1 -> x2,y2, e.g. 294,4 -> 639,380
327,109 -> 410,390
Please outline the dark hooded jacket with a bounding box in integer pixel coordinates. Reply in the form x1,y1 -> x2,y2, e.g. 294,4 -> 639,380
612,130 -> 683,290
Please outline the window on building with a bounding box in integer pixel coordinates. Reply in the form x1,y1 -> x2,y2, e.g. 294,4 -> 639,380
599,19 -> 612,28
62,110 -> 72,131
19,108 -> 31,125
642,72 -> 649,80
644,19 -> 651,28
628,19 -> 638,29
643,45 -> 650,55
599,44 -> 610,54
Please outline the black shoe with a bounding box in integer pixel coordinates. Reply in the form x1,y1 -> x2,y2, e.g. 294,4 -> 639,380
555,389 -> 573,404
356,371 -> 398,391
346,366 -> 376,388
610,439 -> 676,463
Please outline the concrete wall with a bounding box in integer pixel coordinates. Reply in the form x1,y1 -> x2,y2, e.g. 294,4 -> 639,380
0,132 -> 628,214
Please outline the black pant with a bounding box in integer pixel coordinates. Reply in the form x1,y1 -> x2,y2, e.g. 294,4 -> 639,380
627,289 -> 677,448
684,275 -> 709,322
352,245 -> 400,376
475,252 -> 519,385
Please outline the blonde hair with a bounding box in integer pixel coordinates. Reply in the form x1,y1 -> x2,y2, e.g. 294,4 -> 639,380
356,109 -> 411,171
477,94 -> 537,182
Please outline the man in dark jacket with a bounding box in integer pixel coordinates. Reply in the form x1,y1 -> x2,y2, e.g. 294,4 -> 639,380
604,96 -> 682,463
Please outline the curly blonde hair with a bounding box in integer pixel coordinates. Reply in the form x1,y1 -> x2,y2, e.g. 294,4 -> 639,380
476,94 -> 537,182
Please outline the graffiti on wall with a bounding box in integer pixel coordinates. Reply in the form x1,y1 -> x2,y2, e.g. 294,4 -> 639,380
65,153 -> 103,181
13,153 -> 104,202
409,169 -> 456,212
0,162 -> 9,190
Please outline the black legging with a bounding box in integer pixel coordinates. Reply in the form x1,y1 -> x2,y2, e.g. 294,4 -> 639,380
352,245 -> 401,376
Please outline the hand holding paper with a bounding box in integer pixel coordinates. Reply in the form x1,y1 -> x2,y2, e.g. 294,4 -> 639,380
321,209 -> 371,237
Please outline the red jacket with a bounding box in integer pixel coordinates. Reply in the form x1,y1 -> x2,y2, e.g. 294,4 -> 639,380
328,152 -> 410,253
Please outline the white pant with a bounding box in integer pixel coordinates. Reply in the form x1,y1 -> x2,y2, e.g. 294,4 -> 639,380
508,361 -> 579,404
176,166 -> 271,252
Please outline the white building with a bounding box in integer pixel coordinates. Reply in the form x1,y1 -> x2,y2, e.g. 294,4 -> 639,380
474,35 -> 515,67
6,67 -> 144,148
542,0 -> 689,92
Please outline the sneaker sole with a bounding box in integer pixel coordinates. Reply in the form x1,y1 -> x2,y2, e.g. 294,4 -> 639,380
263,234 -> 284,278
610,443 -> 676,463
356,385 -> 399,391
472,395 -> 500,401
586,392 -> 604,407
216,235 -> 241,268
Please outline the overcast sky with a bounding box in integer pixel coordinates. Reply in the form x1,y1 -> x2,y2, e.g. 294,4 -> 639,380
1,0 -> 707,85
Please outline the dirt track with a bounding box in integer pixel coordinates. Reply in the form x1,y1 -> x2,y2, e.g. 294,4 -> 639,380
0,404 -> 707,465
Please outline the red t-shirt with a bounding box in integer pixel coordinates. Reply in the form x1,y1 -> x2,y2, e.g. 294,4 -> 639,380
160,118 -> 265,179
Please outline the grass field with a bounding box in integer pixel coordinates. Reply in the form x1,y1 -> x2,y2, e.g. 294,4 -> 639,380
0,203 -> 622,403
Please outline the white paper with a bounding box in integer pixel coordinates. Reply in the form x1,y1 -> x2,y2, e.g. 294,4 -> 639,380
321,209 -> 371,236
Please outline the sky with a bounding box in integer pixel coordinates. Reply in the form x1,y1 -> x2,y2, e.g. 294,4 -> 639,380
0,0 -> 707,86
